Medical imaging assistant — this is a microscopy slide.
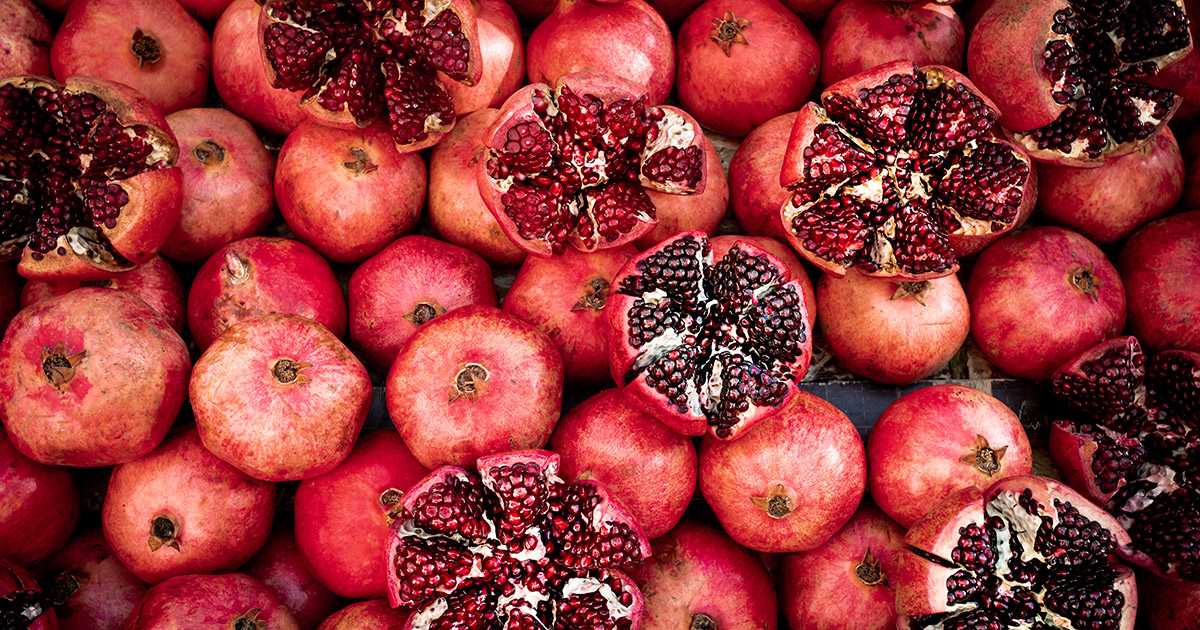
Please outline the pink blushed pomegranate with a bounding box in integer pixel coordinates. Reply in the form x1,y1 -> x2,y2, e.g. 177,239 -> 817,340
175,0 -> 230,21
317,600 -> 410,630
242,523 -> 344,630
710,234 -> 816,329
348,235 -> 497,373
39,528 -> 149,630
101,428 -> 277,584
729,111 -> 796,240
0,429 -> 77,567
0,288 -> 189,467
386,304 -> 564,469
124,573 -> 300,629
443,0 -> 524,117
211,0 -> 305,136
635,136 -> 729,249
967,226 -> 1126,380
0,0 -> 52,76
187,236 -> 347,352
50,0 -> 211,114
1118,210 -> 1200,354
820,0 -> 965,86
631,520 -> 777,630
502,246 -> 636,386
698,390 -> 867,553
1139,570 -> 1200,629
817,270 -> 969,385
294,430 -> 429,600
159,108 -> 277,264
548,388 -> 697,539
0,559 -> 56,630
781,502 -> 906,630
191,314 -> 372,482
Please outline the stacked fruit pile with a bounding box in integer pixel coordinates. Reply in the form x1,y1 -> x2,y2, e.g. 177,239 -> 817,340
1,0 -> 1199,628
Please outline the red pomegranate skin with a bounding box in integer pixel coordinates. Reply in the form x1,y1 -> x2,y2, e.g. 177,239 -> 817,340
316,600 -> 410,630
1,559 -> 57,630
0,0 -> 52,76
1139,569 -> 1200,629
817,270 -> 969,385
699,390 -> 867,553
21,255 -> 187,335
710,234 -> 817,330
781,502 -> 906,630
1118,210 -> 1200,354
187,236 -> 348,351
729,111 -> 796,240
101,428 -> 277,584
444,0 -> 524,116
349,234 -> 498,373
294,430 -> 429,600
39,528 -> 149,630
242,524 -> 345,630
548,389 -> 698,539
0,429 -> 77,567
175,0 -> 230,21
1037,126 -> 1184,245
820,0 -> 965,86
967,227 -> 1127,380
676,0 -> 819,137
635,136 -> 729,249
0,262 -> 19,335
211,0 -> 305,136
0,288 -> 190,467
49,0 -> 211,114
387,304 -> 565,469
124,573 -> 300,630
276,121 -> 427,264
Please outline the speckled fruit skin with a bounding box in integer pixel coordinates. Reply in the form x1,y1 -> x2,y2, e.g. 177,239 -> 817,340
444,0 -> 524,117
0,0 -> 52,76
635,137 -> 729,249
294,430 -> 429,600
0,288 -> 190,467
38,528 -> 149,630
211,0 -> 305,136
699,390 -> 867,553
729,112 -> 796,240
0,559 -> 56,630
242,524 -> 344,630
190,314 -> 371,482
710,234 -> 817,330
1118,210 -> 1200,354
1139,569 -> 1200,629
316,600 -> 410,630
0,429 -> 77,566
820,0 -> 964,86
101,429 -> 276,585
386,304 -> 565,469
124,573 -> 300,630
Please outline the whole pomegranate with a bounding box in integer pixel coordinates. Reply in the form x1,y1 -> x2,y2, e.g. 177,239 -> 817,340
1139,570 -> 1200,629
191,314 -> 372,482
444,0 -> 524,116
386,304 -> 564,468
102,428 -> 277,584
780,61 -> 1037,279
0,429 -> 78,566
698,390 -> 867,552
187,236 -> 348,352
817,270 -> 969,385
124,573 -> 300,629
820,0 -> 964,86
387,449 -> 651,629
0,288 -> 190,467
502,246 -> 636,386
675,0 -> 819,137
1118,210 -> 1200,353
50,0 -> 211,114
631,520 -> 777,630
968,226 -> 1126,380
175,0 -> 230,21
867,384 -> 1033,528
635,136 -> 729,249
709,234 -> 817,329
294,430 -> 429,600
0,0 -> 52,76
781,502 -> 906,630
729,111 -> 796,240
241,523 -> 345,630
548,388 -> 698,539
0,559 -> 56,630
211,0 -> 305,136
317,600 -> 410,630
159,108 -> 277,264
39,528 -> 149,630
348,234 -> 497,373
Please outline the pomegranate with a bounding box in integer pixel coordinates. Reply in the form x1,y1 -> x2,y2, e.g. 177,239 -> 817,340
1146,0 -> 1200,122
386,304 -> 563,468
39,528 -> 149,630
675,0 -> 819,137
50,0 -> 211,114
259,0 -> 481,152
646,0 -> 703,24
781,502 -> 906,630
606,231 -> 813,440
698,390 -> 867,552
348,234 -> 498,373
729,111 -> 797,240
276,120 -> 427,264
779,61 -> 1037,279
1118,210 -> 1200,353
1037,126 -> 1184,244
101,428 -> 277,584
175,0 -> 231,21
548,388 -> 697,539
867,384 -> 1033,528
478,72 -> 707,256
187,236 -> 348,352
21,255 -> 187,335
634,135 -> 729,249
294,429 -> 429,600
0,288 -> 189,467
0,0 -> 52,76
709,234 -> 817,329
821,0 -> 964,88
968,0 -> 1191,165
0,559 -> 56,630
502,246 -> 637,386
0,429 -> 77,567
159,108 -> 277,264
631,520 -> 777,630
211,0 -> 305,136
1139,570 -> 1200,629
0,75 -> 183,280
241,523 -> 345,630
386,449 -> 651,629
817,270 -> 970,385
124,573 -> 300,629
191,314 -> 372,482
0,262 -> 19,334
894,476 -> 1138,630
444,0 -> 524,117
527,0 -> 675,106
428,108 -> 527,267
317,600 -> 410,630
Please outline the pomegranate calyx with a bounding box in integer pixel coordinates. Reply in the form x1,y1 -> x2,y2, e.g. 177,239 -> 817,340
343,147 -> 378,175
130,28 -> 162,68
147,515 -> 180,552
402,301 -> 445,325
690,613 -> 718,630
710,12 -> 751,57
271,358 -> 312,385
223,250 -> 251,284
891,281 -> 933,305
449,362 -> 490,403
48,572 -> 80,606
232,608 -> 267,630
192,140 -> 226,166
855,548 -> 887,586
750,483 -> 795,519
1068,263 -> 1101,302
959,434 -> 1007,476
40,343 -> 86,390
571,277 -> 610,312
